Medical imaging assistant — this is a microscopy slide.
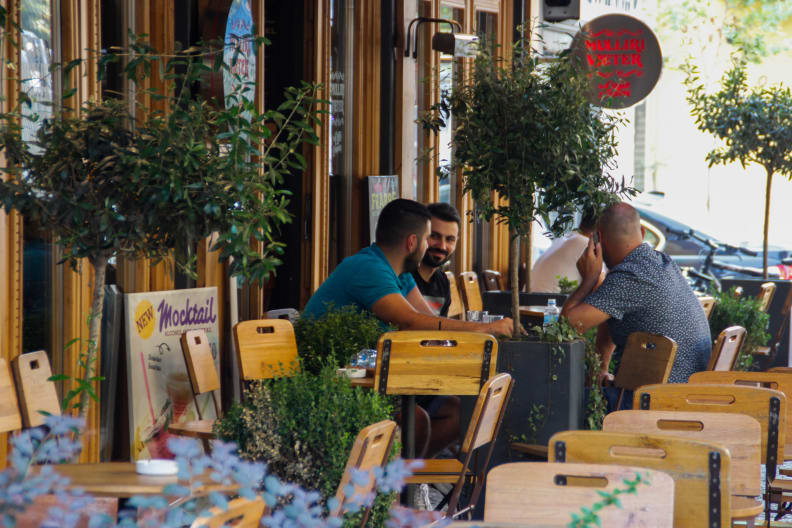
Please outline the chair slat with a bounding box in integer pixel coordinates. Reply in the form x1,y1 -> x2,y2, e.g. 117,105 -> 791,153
613,332 -> 677,391
12,350 -> 60,428
457,271 -> 483,312
706,326 -> 746,371
445,271 -> 465,319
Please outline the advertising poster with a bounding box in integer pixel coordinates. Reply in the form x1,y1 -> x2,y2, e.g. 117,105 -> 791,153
368,175 -> 399,243
125,287 -> 220,460
223,0 -> 256,116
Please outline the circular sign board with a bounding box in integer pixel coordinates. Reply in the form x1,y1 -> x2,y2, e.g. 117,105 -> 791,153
570,14 -> 662,109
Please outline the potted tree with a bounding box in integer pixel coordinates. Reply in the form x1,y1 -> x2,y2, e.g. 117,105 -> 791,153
684,56 -> 792,279
0,36 -> 320,419
421,32 -> 633,461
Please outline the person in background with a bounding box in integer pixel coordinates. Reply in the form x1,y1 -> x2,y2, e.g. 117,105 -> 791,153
411,202 -> 461,317
531,210 -> 600,293
561,203 -> 711,395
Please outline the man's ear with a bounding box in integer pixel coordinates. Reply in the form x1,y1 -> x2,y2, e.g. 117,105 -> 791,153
406,233 -> 417,253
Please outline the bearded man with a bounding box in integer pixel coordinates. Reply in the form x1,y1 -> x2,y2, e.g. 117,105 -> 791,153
303,199 -> 514,336
410,202 -> 461,317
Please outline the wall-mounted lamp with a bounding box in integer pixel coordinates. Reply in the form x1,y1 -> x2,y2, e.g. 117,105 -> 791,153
404,17 -> 479,60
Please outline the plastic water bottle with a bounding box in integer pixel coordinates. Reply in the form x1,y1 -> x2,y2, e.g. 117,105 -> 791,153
356,349 -> 370,368
543,299 -> 560,329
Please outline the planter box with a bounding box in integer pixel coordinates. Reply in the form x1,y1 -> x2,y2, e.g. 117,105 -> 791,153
461,337 -> 585,519
481,291 -> 569,328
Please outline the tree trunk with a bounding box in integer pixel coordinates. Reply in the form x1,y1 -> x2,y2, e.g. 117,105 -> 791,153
510,228 -> 520,336
79,253 -> 108,419
763,168 -> 773,280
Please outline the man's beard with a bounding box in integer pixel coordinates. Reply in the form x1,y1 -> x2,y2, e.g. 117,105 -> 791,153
422,248 -> 449,269
404,246 -> 423,274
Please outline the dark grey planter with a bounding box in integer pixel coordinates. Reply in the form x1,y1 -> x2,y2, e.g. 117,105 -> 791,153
461,337 -> 585,519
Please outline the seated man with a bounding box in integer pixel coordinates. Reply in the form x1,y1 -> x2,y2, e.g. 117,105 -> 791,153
411,202 -> 460,317
303,198 -> 513,336
561,202 -> 711,386
532,210 -> 599,293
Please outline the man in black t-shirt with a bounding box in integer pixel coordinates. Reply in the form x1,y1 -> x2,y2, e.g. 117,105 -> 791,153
410,202 -> 462,457
411,202 -> 460,317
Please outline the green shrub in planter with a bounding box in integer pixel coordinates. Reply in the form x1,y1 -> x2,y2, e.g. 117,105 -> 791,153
214,365 -> 396,526
295,305 -> 394,373
709,287 -> 770,371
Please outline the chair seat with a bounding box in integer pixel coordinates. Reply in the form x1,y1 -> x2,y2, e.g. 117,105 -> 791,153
730,496 -> 763,518
404,458 -> 470,485
168,419 -> 216,439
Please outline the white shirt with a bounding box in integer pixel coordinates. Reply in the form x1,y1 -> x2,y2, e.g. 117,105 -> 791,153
531,232 -> 590,293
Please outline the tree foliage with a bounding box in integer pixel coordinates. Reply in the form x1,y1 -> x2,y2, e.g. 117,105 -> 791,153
684,56 -> 792,275
0,35 -> 321,414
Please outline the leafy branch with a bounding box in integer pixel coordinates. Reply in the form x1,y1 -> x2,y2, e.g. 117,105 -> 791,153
568,472 -> 649,528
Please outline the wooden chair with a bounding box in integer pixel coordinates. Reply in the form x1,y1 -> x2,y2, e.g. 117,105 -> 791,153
190,497 -> 266,528
0,357 -> 22,434
457,271 -> 483,313
445,271 -> 465,320
374,331 -> 498,460
233,319 -> 300,385
706,326 -> 746,371
168,330 -> 222,449
699,295 -> 716,319
603,410 -> 763,525
330,419 -> 397,525
485,462 -> 675,527
481,269 -> 503,291
612,331 -> 678,410
757,282 -> 777,313
405,372 -> 513,520
12,350 -> 61,428
755,283 -> 792,359
634,382 -> 786,523
549,430 -> 732,528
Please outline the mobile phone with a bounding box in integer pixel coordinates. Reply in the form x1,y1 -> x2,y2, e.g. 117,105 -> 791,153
592,232 -> 600,245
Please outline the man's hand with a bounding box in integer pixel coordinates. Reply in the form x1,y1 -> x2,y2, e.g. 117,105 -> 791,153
485,317 -> 515,337
596,369 -> 615,386
576,236 -> 603,284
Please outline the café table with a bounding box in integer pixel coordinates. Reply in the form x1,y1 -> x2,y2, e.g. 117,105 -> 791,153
519,305 -> 548,318
30,462 -> 237,499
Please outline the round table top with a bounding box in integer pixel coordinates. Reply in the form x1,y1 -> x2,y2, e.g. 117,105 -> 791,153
30,462 -> 235,498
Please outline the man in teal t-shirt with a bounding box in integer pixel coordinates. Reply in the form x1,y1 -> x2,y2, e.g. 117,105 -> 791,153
303,198 -> 514,337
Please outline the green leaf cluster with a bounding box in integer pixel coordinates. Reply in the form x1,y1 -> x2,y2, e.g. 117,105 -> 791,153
294,305 -> 395,374
420,36 -> 634,239
568,472 -> 649,528
214,366 -> 395,526
708,287 -> 770,371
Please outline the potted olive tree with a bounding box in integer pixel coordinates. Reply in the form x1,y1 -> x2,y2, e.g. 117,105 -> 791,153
0,36 -> 320,419
421,33 -> 633,463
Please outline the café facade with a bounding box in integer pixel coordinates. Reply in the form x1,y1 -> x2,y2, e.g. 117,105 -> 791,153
0,0 -> 527,463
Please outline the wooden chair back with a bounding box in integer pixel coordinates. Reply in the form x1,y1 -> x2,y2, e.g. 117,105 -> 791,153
757,282 -> 777,313
613,332 -> 677,391
0,357 -> 22,434
604,409 -> 761,496
457,271 -> 483,312
485,462 -> 674,527
549,430 -> 732,528
698,295 -> 716,319
706,326 -> 746,371
190,497 -> 266,528
690,370 -> 792,461
373,331 -> 498,396
766,285 -> 792,362
634,382 -> 786,479
233,319 -> 300,381
445,271 -> 465,319
330,419 -> 397,522
12,350 -> 60,428
482,269 -> 503,291
180,330 -> 221,419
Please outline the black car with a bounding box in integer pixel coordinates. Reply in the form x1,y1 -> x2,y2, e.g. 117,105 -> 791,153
635,205 -> 792,281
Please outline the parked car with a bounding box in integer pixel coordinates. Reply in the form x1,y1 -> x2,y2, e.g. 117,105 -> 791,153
634,204 -> 792,281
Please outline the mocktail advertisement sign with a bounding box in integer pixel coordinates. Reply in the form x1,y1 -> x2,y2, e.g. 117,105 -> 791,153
125,287 -> 220,460
571,14 -> 662,109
